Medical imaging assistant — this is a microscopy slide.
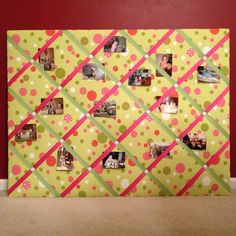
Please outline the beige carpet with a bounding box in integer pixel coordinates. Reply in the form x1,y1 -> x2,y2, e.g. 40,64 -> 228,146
0,191 -> 236,236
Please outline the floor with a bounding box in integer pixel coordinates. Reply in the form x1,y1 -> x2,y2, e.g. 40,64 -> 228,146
0,190 -> 236,236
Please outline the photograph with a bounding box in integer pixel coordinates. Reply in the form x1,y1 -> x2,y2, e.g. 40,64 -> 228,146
156,54 -> 173,77
15,124 -> 37,142
56,146 -> 74,171
38,48 -> 56,71
41,98 -> 63,115
94,100 -> 116,118
102,152 -> 125,169
104,36 -> 126,53
149,142 -> 171,159
197,66 -> 220,83
128,69 -> 152,86
183,132 -> 206,150
82,63 -> 105,80
156,96 -> 179,114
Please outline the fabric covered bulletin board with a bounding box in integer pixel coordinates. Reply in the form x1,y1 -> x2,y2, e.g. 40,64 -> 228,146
7,29 -> 230,197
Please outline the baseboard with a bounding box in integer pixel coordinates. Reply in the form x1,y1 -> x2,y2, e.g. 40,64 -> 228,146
230,178 -> 236,190
0,179 -> 8,191
1,178 -> 236,191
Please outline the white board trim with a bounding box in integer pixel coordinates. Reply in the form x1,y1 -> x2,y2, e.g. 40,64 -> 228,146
230,178 -> 236,190
0,179 -> 8,191
1,178 -> 236,191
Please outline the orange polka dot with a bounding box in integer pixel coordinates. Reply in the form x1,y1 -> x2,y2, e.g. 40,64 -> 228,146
171,90 -> 178,97
8,92 -> 14,102
45,30 -> 56,36
128,158 -> 136,167
46,156 -> 56,167
128,29 -> 137,35
210,29 -> 219,34
31,66 -> 36,72
26,141 -> 32,146
87,90 -> 97,101
211,156 -> 220,165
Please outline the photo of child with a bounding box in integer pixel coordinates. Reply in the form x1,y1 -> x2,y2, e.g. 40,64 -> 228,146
56,146 -> 74,171
128,69 -> 152,86
38,48 -> 56,71
41,98 -> 63,115
15,124 -> 37,142
104,36 -> 126,53
94,100 -> 116,118
82,63 -> 105,80
183,132 -> 206,150
197,66 -> 220,83
149,142 -> 171,159
102,152 -> 125,169
156,96 -> 178,114
156,54 -> 173,77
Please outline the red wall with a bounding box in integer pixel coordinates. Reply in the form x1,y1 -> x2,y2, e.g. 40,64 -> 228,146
1,0 -> 235,178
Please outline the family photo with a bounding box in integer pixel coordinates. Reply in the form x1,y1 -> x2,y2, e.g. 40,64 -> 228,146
183,132 -> 207,150
15,124 -> 37,142
104,36 -> 126,53
102,152 -> 125,169
56,146 -> 74,171
38,48 -> 56,71
197,66 -> 220,83
41,98 -> 64,115
156,96 -> 179,114
128,69 -> 152,86
82,63 -> 105,80
94,100 -> 116,118
156,54 -> 173,77
149,142 -> 171,159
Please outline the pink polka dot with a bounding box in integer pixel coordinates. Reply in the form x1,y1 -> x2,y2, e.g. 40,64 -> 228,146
113,89 -> 119,96
175,34 -> 184,43
12,165 -> 21,175
12,34 -> 21,44
213,130 -> 219,136
94,164 -> 103,174
93,34 -> 103,43
191,109 -> 196,115
217,98 -> 225,107
203,151 -> 210,159
8,120 -> 14,127
130,54 -> 137,61
30,89 -> 37,96
184,86 -> 191,94
19,88 -> 27,96
194,88 -> 201,95
67,45 -> 73,52
102,87 -> 109,95
8,67 -> 14,74
131,131 -> 137,137
143,152 -> 150,160
225,151 -> 230,159
176,163 -> 185,173
171,118 -> 178,126
212,53 -> 219,61
211,184 -> 219,191
172,65 -> 178,72
80,87 -> 87,95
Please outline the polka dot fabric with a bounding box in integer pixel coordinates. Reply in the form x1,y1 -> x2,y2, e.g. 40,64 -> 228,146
7,29 -> 230,197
